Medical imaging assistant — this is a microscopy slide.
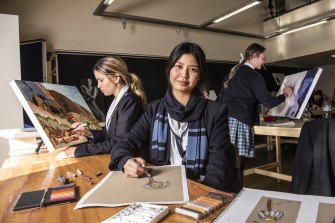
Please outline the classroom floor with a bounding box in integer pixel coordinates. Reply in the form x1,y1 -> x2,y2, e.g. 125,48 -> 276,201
243,137 -> 297,193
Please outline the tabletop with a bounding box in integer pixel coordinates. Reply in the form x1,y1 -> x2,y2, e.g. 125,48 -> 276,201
0,152 -> 225,223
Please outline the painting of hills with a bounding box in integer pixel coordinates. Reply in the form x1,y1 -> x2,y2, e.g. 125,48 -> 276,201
10,80 -> 101,152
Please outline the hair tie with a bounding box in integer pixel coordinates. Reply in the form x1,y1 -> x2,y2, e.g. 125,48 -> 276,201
239,53 -> 244,63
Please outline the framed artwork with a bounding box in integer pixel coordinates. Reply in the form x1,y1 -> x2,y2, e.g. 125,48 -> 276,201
10,80 -> 101,152
268,68 -> 323,119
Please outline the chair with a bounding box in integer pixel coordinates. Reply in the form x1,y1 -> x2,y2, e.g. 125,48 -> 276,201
291,119 -> 335,196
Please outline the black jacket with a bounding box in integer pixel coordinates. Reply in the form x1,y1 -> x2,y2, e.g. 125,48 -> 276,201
74,91 -> 144,157
219,65 -> 285,126
109,99 -> 241,193
291,119 -> 335,196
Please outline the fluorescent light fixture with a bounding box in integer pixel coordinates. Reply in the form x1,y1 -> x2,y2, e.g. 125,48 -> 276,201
104,0 -> 115,6
283,20 -> 328,35
213,1 -> 262,23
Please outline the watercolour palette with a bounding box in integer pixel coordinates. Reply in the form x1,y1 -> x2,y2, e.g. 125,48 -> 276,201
13,184 -> 78,211
43,183 -> 77,206
102,203 -> 169,223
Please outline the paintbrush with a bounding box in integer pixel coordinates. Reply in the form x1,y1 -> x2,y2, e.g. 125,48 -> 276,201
68,123 -> 87,131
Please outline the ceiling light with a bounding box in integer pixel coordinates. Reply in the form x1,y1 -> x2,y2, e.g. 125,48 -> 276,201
104,0 -> 114,6
331,55 -> 335,58
283,20 -> 328,35
213,0 -> 262,23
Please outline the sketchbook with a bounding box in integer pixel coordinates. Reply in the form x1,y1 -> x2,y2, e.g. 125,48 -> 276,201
10,80 -> 101,152
214,188 -> 335,223
75,165 -> 189,209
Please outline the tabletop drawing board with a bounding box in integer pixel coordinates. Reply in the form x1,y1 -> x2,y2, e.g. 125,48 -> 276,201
75,165 -> 189,209
268,68 -> 322,119
10,80 -> 101,152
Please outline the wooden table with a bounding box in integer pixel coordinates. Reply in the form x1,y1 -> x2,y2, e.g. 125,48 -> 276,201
245,119 -> 306,182
0,151 -> 223,223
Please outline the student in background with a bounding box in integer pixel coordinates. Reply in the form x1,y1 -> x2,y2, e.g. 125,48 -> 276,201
217,43 -> 293,185
60,56 -> 147,158
309,89 -> 323,108
109,42 -> 241,193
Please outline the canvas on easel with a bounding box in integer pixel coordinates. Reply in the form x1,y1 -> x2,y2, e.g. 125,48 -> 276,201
10,80 -> 101,152
268,68 -> 322,119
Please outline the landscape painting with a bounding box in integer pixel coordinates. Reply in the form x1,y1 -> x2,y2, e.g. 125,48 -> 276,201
268,68 -> 322,119
10,80 -> 101,152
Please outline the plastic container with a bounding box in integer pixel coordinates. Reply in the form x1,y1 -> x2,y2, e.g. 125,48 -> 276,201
322,101 -> 332,119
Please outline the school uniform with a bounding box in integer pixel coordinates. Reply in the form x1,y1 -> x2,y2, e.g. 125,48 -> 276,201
291,119 -> 335,196
219,64 -> 286,158
74,90 -> 144,157
109,88 -> 241,193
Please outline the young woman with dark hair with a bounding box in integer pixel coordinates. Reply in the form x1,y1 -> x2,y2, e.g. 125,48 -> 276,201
109,42 -> 241,193
218,43 -> 293,184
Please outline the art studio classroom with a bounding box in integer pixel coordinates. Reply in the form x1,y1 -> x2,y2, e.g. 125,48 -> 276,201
1,1 -> 335,222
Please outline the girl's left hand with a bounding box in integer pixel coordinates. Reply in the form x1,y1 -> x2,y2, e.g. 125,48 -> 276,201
56,147 -> 76,159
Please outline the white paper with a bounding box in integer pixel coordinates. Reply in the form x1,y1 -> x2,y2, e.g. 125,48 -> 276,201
266,121 -> 296,127
75,165 -> 189,209
214,188 -> 335,223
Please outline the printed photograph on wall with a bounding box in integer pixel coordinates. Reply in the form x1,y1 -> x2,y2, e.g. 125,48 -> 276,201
10,80 -> 101,152
79,78 -> 107,122
268,68 -> 323,119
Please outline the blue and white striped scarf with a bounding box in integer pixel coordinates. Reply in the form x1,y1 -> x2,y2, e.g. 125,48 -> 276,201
151,88 -> 209,181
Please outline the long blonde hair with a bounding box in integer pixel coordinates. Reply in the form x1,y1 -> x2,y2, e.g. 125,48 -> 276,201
94,56 -> 147,109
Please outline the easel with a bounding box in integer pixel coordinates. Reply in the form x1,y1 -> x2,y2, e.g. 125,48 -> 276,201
35,140 -> 44,154
305,106 -> 315,119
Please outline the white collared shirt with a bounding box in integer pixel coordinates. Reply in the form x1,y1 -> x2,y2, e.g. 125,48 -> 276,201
168,114 -> 188,165
105,85 -> 129,130
244,61 -> 255,69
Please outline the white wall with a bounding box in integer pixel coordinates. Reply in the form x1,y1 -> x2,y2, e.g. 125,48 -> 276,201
0,0 -> 334,63
264,0 -> 335,62
316,64 -> 335,99
0,14 -> 23,166
0,0 -> 262,62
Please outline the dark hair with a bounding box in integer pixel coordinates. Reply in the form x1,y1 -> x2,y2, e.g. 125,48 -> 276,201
314,89 -> 323,97
224,43 -> 265,88
313,89 -> 324,107
94,56 -> 147,109
244,43 -> 266,60
165,42 -> 208,92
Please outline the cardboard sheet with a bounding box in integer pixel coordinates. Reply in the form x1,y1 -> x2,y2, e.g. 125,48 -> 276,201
75,165 -> 189,209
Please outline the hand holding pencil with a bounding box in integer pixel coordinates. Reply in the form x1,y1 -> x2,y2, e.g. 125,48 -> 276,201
283,84 -> 293,98
70,122 -> 92,138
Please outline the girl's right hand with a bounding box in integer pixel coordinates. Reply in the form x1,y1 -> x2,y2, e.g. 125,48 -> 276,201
123,158 -> 147,178
283,86 -> 293,97
71,122 -> 92,138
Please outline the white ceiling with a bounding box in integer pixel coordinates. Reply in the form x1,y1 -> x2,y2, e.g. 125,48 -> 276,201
98,0 -> 335,67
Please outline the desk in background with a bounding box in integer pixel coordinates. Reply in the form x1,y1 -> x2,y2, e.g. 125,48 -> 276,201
0,128 -> 41,157
245,119 -> 306,182
0,152 -> 222,223
309,107 -> 335,117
